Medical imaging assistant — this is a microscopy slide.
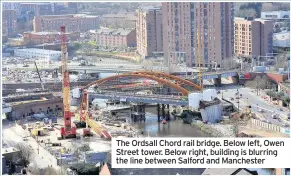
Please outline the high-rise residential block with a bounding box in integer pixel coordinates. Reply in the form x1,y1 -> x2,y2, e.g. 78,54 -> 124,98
20,3 -> 53,16
2,10 -> 17,37
162,2 -> 234,67
2,3 -> 21,15
234,17 -> 274,57
136,6 -> 163,59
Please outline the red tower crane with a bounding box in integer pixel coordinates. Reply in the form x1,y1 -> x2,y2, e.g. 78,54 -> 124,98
59,26 -> 77,140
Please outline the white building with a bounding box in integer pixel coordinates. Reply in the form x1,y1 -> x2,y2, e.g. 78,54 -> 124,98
14,48 -> 61,60
273,31 -> 290,48
2,67 -> 9,76
261,11 -> 290,20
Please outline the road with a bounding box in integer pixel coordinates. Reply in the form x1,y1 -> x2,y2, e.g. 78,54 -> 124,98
218,86 -> 289,127
2,123 -> 59,170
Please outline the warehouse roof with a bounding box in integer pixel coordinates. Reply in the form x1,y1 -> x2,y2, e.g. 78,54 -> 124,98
14,48 -> 61,54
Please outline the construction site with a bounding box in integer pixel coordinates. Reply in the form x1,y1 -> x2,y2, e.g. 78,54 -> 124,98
2,26 -> 146,175
3,21 -> 290,175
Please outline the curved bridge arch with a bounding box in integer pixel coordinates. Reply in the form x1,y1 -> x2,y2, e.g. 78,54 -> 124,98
82,73 -> 191,95
135,71 -> 202,90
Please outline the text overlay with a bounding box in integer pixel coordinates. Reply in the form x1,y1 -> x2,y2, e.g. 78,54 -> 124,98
112,138 -> 290,168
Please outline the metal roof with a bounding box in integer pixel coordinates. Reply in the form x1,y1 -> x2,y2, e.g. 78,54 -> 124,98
14,48 -> 61,54
96,28 -> 134,36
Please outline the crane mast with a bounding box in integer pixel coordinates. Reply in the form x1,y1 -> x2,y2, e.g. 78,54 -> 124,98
197,26 -> 203,90
59,26 -> 76,139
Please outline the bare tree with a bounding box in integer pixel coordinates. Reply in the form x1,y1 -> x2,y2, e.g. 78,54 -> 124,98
14,143 -> 33,167
245,75 -> 271,90
29,166 -> 60,175
275,54 -> 289,70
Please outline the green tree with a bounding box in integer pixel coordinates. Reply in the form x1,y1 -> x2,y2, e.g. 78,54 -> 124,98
239,3 -> 263,17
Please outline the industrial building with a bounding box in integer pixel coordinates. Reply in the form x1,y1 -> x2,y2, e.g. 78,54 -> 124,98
261,11 -> 290,20
23,31 -> 80,45
14,48 -> 61,61
101,12 -> 137,29
33,14 -> 99,32
273,31 -> 290,48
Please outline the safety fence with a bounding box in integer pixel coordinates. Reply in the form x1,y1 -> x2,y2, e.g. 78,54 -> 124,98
251,118 -> 289,134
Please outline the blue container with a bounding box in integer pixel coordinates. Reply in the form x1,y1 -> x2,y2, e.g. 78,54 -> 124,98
2,156 -> 7,174
51,116 -> 57,123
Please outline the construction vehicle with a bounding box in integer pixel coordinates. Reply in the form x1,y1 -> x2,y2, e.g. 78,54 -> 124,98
34,61 -> 44,90
75,89 -> 92,137
58,26 -> 77,140
76,88 -> 111,139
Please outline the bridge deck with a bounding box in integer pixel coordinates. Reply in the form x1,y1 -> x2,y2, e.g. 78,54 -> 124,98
89,92 -> 188,106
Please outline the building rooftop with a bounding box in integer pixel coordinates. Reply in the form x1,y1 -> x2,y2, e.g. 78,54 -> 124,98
139,6 -> 161,12
234,17 -> 273,22
39,14 -> 98,19
96,28 -> 134,36
2,147 -> 20,155
273,31 -> 290,39
199,97 -> 221,108
21,2 -> 51,5
24,31 -> 79,35
103,12 -> 136,20
261,10 -> 290,13
14,48 -> 61,54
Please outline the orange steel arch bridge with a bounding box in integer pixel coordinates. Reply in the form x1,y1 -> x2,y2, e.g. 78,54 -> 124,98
82,71 -> 202,96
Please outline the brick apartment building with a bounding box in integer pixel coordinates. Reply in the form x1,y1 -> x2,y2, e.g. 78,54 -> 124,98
162,2 -> 234,67
101,12 -> 137,29
95,28 -> 136,48
2,10 -> 17,37
33,14 -> 99,33
136,6 -> 163,58
234,17 -> 274,57
23,31 -> 80,45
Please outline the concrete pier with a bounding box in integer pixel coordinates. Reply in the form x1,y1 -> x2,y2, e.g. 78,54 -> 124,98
131,103 -> 146,121
157,104 -> 170,121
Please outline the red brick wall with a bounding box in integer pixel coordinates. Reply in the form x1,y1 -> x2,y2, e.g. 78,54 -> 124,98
266,73 -> 288,83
